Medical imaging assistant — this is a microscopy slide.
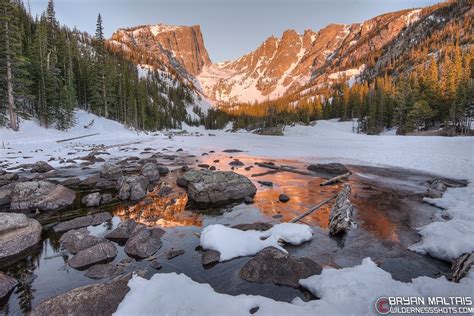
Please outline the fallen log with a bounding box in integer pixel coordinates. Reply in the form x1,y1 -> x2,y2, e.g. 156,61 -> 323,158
56,133 -> 100,143
290,194 -> 338,223
328,184 -> 353,236
255,162 -> 315,176
320,172 -> 351,186
450,252 -> 474,283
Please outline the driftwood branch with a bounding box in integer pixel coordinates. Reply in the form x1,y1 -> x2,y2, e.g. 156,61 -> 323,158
56,133 -> 100,143
255,162 -> 315,176
320,172 -> 351,186
290,194 -> 338,223
451,252 -> 474,283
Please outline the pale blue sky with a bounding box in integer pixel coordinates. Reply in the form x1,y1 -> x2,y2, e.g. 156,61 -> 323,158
29,0 -> 441,62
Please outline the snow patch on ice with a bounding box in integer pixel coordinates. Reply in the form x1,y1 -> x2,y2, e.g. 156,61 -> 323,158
200,223 -> 313,261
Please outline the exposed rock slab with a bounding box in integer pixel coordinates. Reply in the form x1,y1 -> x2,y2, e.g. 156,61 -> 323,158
10,181 -> 76,211
177,170 -> 257,208
0,212 -> 29,234
231,222 -> 273,231
307,163 -> 349,177
68,241 -> 117,269
85,263 -> 118,279
105,219 -> 138,242
0,215 -> 42,260
99,163 -> 123,180
59,228 -> 106,254
124,226 -> 165,259
240,247 -> 322,287
53,212 -> 112,233
31,276 -> 130,316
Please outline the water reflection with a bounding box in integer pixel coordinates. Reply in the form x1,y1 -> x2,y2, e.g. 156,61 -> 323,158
114,182 -> 202,227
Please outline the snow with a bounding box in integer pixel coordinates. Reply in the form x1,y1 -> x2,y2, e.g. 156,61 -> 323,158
114,259 -> 474,316
409,186 -> 474,261
200,223 -> 313,261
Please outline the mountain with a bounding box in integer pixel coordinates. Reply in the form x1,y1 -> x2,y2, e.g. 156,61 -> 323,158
108,1 -> 471,107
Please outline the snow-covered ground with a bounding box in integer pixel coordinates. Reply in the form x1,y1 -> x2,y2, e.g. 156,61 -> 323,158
2,110 -> 473,314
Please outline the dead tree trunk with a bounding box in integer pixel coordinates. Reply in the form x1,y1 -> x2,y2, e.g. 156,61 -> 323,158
450,252 -> 473,283
5,17 -> 18,131
328,184 -> 353,236
320,172 -> 351,186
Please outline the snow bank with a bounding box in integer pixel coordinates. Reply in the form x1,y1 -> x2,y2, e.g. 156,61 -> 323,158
115,259 -> 474,316
409,186 -> 474,261
200,223 -> 313,261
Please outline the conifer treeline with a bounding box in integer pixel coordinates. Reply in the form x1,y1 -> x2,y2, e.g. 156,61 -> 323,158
0,0 -> 196,131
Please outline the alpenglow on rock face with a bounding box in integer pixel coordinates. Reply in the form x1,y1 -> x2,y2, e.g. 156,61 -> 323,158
177,170 -> 257,209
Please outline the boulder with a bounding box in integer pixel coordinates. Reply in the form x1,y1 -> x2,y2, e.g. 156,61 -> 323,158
201,249 -> 220,266
118,175 -> 149,201
81,192 -> 102,207
0,172 -> 18,187
68,241 -> 117,269
177,170 -> 257,209
0,214 -> 42,260
232,222 -> 273,231
10,181 -> 76,211
0,272 -> 17,299
105,219 -> 138,242
31,161 -> 55,173
85,263 -> 118,279
141,162 -> 161,182
31,275 -> 130,316
124,226 -> 165,259
157,165 -> 170,175
0,183 -> 15,206
53,212 -> 112,233
239,247 -> 322,287
59,228 -> 106,254
307,163 -> 349,177
99,163 -> 123,180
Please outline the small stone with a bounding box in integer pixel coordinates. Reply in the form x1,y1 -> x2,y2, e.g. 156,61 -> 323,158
166,249 -> 185,260
202,250 -> 220,266
244,196 -> 254,204
257,180 -> 273,187
250,307 -> 259,314
279,194 -> 290,203
150,259 -> 162,269
232,222 -> 273,231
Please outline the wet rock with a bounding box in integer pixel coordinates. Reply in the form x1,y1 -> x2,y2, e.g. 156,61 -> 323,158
229,159 -> 244,167
329,184 -> 353,236
166,249 -> 185,260
141,162 -> 161,182
59,228 -> 105,254
150,259 -> 162,269
451,252 -> 474,283
0,183 -> 14,206
209,166 -> 217,171
0,172 -> 18,187
99,163 -> 123,180
272,214 -> 283,219
157,165 -> 170,175
85,263 -> 118,279
31,275 -> 130,316
0,214 -> 42,260
31,161 -> 55,173
257,180 -> 273,187
177,170 -> 257,209
10,181 -> 76,211
279,194 -> 290,203
250,307 -> 259,314
124,226 -> 165,259
68,241 -> 117,269
239,247 -> 322,287
59,177 -> 81,187
202,249 -> 220,266
105,219 -> 138,242
95,179 -> 116,190
244,196 -> 254,204
0,272 -> 17,299
198,164 -> 210,169
157,185 -> 173,197
232,222 -> 273,231
307,163 -> 349,177
53,212 -> 112,233
118,175 -> 149,201
81,192 -> 102,207
222,149 -> 244,153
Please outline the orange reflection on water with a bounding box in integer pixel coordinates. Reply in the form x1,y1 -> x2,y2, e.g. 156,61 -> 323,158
113,183 -> 202,228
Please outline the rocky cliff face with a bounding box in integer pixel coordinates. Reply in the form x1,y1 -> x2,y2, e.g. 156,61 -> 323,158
109,24 -> 211,76
108,2 -> 461,106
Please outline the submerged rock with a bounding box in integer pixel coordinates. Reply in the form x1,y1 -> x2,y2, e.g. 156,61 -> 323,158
124,226 -> 165,259
0,272 -> 18,299
307,163 -> 349,177
177,170 -> 257,209
68,241 -> 117,270
0,213 -> 42,260
231,222 -> 273,231
0,183 -> 14,206
239,247 -> 322,287
31,275 -> 130,316
118,175 -> 149,201
10,181 -> 76,211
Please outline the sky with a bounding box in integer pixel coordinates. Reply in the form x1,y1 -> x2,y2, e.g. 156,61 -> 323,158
29,0 -> 441,62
